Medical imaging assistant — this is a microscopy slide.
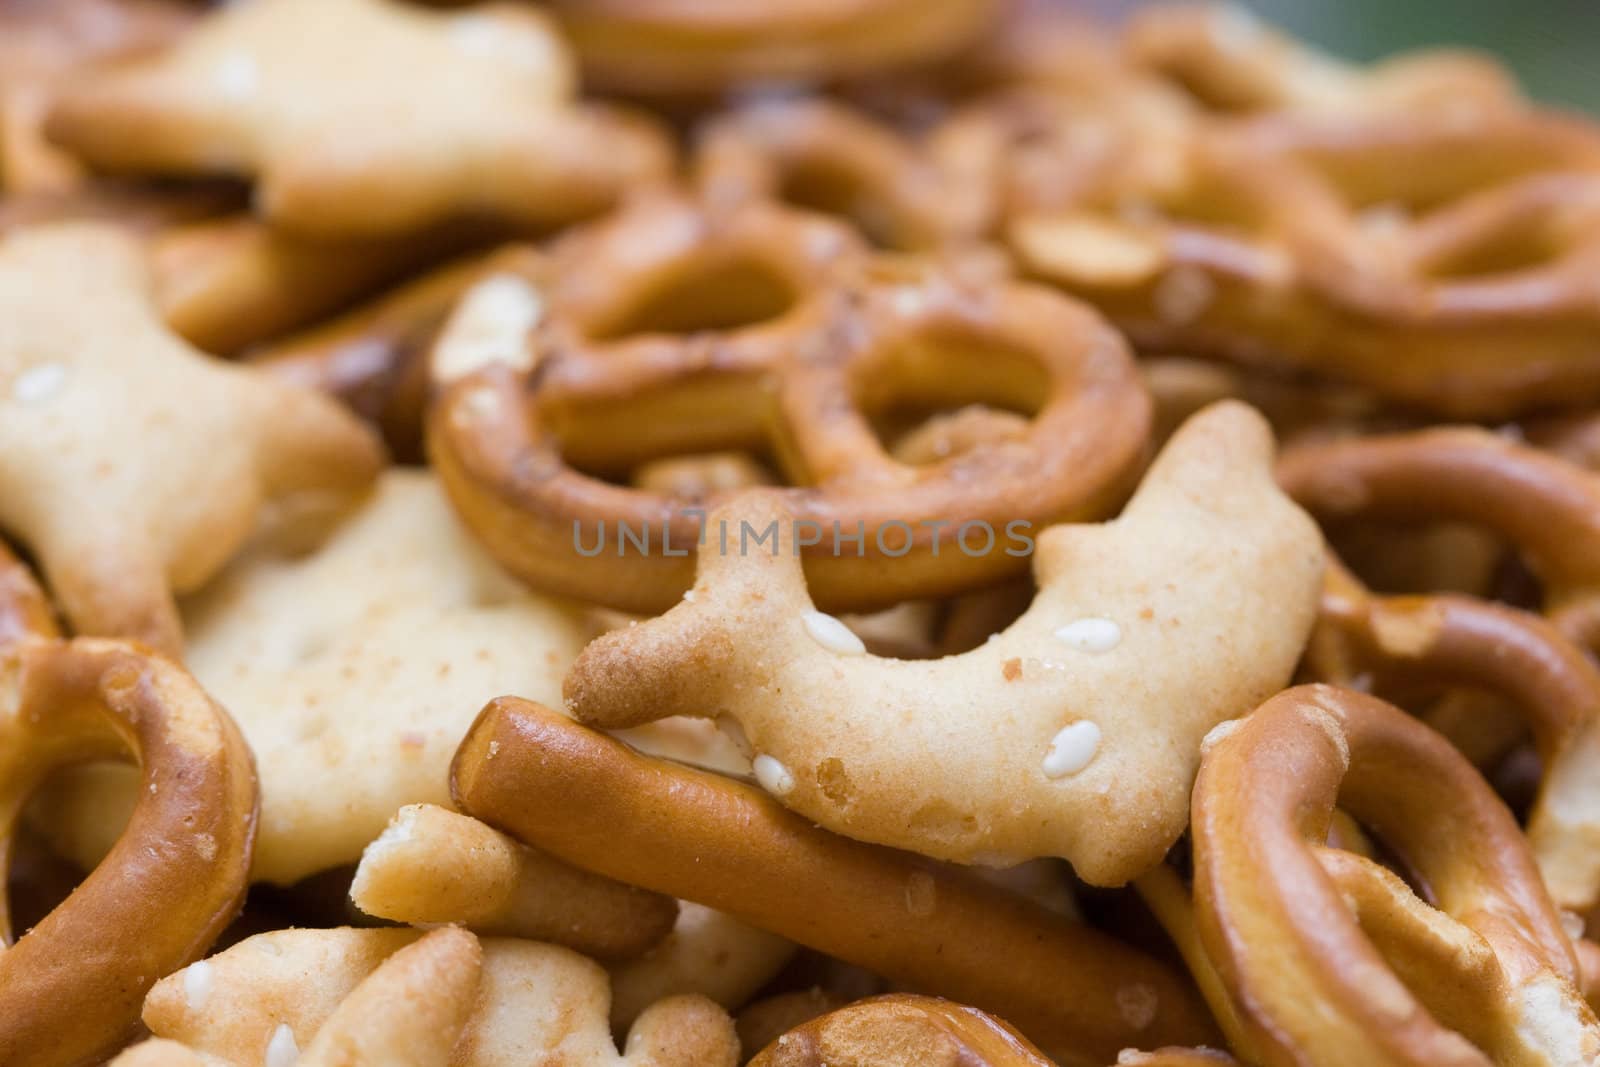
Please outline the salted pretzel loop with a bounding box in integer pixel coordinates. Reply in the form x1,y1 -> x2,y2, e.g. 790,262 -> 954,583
548,0 -> 1000,96
0,550 -> 257,1066
1011,109 -> 1600,418
451,697 -> 1221,1066
1193,684 -> 1600,1066
429,191 -> 1150,614
1282,429 -> 1600,910
1304,556 -> 1600,918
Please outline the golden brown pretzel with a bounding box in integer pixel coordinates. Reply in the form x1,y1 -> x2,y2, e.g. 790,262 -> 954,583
746,993 -> 1240,1067
1011,109 -> 1600,418
548,0 -> 1001,96
450,697 -> 1221,1066
1278,427 -> 1600,653
1282,429 -> 1600,910
694,98 -> 988,250
1193,684 -> 1600,1066
0,548 -> 258,1066
745,994 -> 1054,1067
428,190 -> 1150,614
1304,557 -> 1600,915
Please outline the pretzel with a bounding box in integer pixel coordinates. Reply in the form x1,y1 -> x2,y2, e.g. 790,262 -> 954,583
1124,3 -> 1520,118
1191,684 -> 1600,1064
0,548 -> 257,1066
251,245 -> 546,458
45,0 -> 673,238
0,0 -> 195,194
546,0 -> 1000,96
350,803 -> 678,960
562,402 -> 1321,881
1281,427 -> 1600,910
451,696 -> 1222,1065
428,190 -> 1151,614
134,926 -> 739,1067
0,223 -> 383,654
694,98 -> 989,250
1010,107 -> 1600,418
1303,556 -> 1600,911
746,994 -> 1055,1067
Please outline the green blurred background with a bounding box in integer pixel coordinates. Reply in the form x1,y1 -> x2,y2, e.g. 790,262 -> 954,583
1180,1 -> 1600,112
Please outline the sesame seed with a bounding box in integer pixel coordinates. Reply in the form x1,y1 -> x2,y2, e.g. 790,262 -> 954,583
753,754 -> 796,796
801,611 -> 866,656
1054,617 -> 1122,653
1042,721 -> 1101,779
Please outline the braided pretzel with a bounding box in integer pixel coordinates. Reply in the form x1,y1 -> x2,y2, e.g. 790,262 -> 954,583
450,697 -> 1222,1066
1280,428 -> 1600,642
1193,684 -> 1600,1066
547,0 -> 1000,96
1010,108 -> 1600,418
1281,428 -> 1600,910
1304,556 -> 1600,911
0,545 -> 258,1066
428,190 -> 1150,614
1124,3 -> 1519,118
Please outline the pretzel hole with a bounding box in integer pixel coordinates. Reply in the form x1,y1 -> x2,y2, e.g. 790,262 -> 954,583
585,256 -> 798,340
852,330 -> 1046,465
22,761 -> 137,904
6,824 -> 86,944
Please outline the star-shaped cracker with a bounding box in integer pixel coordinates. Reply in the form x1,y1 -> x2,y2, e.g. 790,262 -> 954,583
0,223 -> 383,654
118,927 -> 739,1067
567,402 -> 1325,886
38,470 -> 745,885
45,0 -> 673,237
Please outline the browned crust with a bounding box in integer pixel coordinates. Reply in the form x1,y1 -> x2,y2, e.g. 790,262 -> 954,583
1193,684 -> 1587,1065
0,638 -> 258,1066
449,696 -> 1219,1066
428,193 -> 1150,614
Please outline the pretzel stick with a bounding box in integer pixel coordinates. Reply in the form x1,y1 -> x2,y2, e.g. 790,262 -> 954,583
450,696 -> 1220,1066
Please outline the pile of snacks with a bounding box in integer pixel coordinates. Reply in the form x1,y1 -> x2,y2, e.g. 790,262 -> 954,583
5,1 -> 1600,1064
